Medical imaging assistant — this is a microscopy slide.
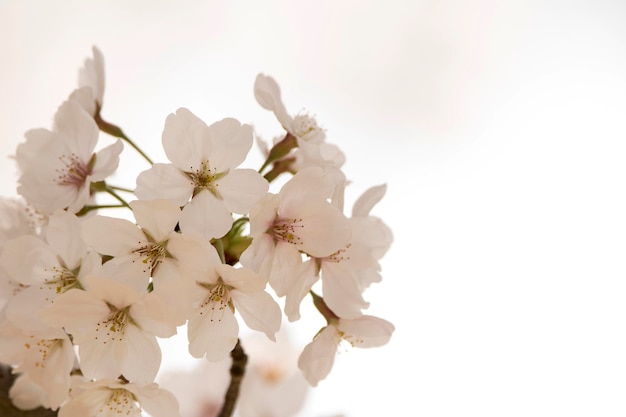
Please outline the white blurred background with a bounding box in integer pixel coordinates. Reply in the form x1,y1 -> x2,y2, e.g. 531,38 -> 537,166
2,1 -> 626,416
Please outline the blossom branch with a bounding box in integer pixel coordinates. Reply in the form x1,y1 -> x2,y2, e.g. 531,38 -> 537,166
217,339 -> 248,417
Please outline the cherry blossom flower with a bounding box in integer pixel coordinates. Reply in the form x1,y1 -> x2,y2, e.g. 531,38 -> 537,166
174,239 -> 281,361
135,108 -> 268,239
254,74 -> 325,145
0,321 -> 76,410
7,373 -> 50,411
0,209 -> 101,331
297,315 -> 395,386
188,261 -> 281,361
0,197 -> 37,243
82,199 -> 181,283
0,197 -> 38,319
254,74 -> 345,171
240,166 -> 351,300
42,276 -> 177,385
58,378 -> 181,417
286,184 -> 393,321
15,99 -> 123,214
82,198 -> 203,324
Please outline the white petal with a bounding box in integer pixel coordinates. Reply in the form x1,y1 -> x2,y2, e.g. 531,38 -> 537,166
58,386 -> 112,417
352,183 -> 388,218
81,215 -> 147,256
254,73 -> 282,111
187,307 -> 238,361
15,128 -> 54,169
279,167 -> 335,210
151,260 -> 196,326
206,119 -> 253,172
161,108 -> 208,169
297,326 -> 339,386
45,210 -> 86,270
118,324 -> 162,385
53,99 -> 98,161
137,385 -> 182,417
239,235 -> 275,278
99,254 -> 151,291
9,374 -> 48,411
284,260 -> 319,322
218,169 -> 268,214
130,199 -> 181,241
0,235 -> 58,285
338,315 -> 395,348
165,232 -> 221,279
28,336 -> 75,409
68,86 -> 97,117
351,216 -> 394,260
230,288 -> 281,340
41,288 -> 109,334
64,181 -> 92,214
296,203 -> 351,258
247,193 -> 279,237
135,163 -> 193,205
216,264 -> 265,292
253,73 -> 293,130
6,286 -> 57,331
268,242 -> 303,296
179,190 -> 232,239
82,276 -> 142,309
90,139 -> 123,181
78,335 -> 121,381
78,45 -> 105,107
321,262 -> 369,319
130,292 -> 177,338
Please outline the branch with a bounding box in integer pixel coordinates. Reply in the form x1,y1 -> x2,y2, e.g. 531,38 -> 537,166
217,339 -> 248,417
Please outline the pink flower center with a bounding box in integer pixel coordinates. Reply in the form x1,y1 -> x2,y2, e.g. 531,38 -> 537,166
270,217 -> 304,245
55,153 -> 91,188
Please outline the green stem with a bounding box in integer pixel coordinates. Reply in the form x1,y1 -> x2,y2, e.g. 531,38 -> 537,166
310,290 -> 339,324
104,187 -> 131,209
76,204 -> 127,216
263,157 -> 295,183
94,111 -> 154,165
258,132 -> 297,174
108,185 -> 135,193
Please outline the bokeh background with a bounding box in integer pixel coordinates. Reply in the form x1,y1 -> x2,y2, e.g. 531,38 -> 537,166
2,1 -> 626,416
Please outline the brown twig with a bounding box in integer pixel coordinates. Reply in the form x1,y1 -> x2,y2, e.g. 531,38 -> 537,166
217,339 -> 248,417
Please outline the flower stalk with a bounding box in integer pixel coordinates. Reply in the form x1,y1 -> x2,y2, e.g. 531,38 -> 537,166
217,340 -> 248,417
94,109 -> 154,165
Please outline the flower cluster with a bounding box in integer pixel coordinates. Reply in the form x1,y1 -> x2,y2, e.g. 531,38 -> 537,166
0,47 -> 394,417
